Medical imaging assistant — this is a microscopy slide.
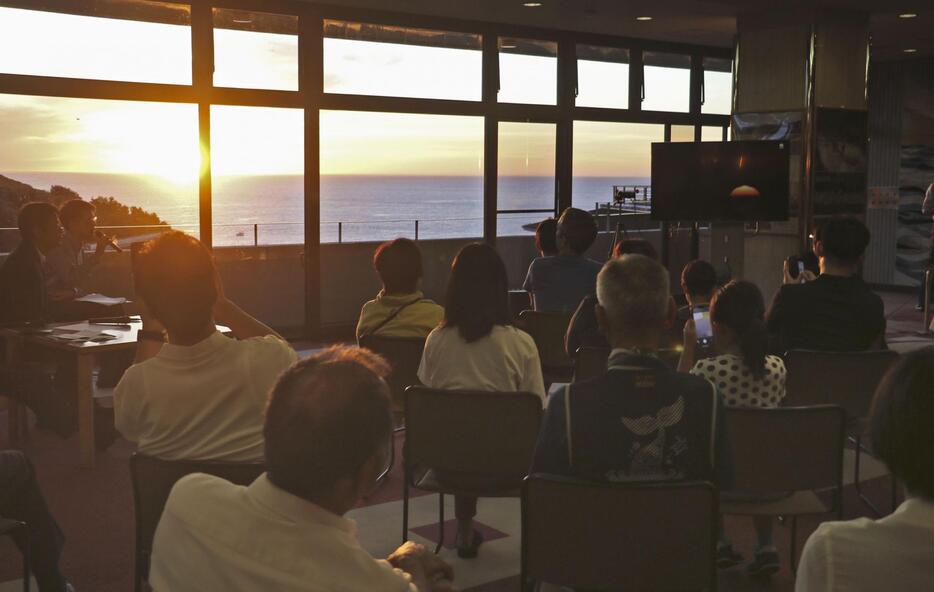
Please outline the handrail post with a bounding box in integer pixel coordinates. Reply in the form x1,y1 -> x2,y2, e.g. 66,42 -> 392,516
253,224 -> 258,247
923,268 -> 932,334
338,222 -> 342,244
415,219 -> 419,240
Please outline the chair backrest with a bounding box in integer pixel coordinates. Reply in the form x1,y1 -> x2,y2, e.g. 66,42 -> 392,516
358,334 -> 426,414
130,453 -> 265,579
725,405 -> 845,494
508,290 -> 531,321
784,349 -> 899,420
522,475 -> 717,592
518,310 -> 573,371
404,386 -> 542,477
573,346 -> 610,382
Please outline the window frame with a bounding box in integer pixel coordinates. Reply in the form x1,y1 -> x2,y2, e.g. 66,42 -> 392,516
0,0 -> 732,336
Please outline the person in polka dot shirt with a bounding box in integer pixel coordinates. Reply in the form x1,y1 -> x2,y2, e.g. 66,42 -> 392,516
679,279 -> 787,578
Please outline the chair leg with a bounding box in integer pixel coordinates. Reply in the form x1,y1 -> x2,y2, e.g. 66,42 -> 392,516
21,522 -> 29,592
853,434 -> 883,517
790,516 -> 798,575
435,494 -> 445,555
402,476 -> 410,544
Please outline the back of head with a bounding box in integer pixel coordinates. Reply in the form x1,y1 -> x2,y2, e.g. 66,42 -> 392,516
596,254 -> 670,338
443,242 -> 510,343
613,238 -> 658,260
535,218 -> 558,256
264,346 -> 393,501
557,207 -> 597,255
814,216 -> 871,266
681,259 -> 718,300
17,202 -> 58,241
373,238 -> 423,294
58,199 -> 95,231
133,231 -> 217,337
870,347 -> 934,500
710,280 -> 768,378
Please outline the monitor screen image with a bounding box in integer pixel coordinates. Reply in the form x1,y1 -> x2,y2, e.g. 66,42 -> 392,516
650,140 -> 790,222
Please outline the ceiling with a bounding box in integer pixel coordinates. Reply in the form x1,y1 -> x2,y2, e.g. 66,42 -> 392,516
315,0 -> 934,60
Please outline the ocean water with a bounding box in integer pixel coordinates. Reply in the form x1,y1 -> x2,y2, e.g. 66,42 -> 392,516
4,172 -> 650,246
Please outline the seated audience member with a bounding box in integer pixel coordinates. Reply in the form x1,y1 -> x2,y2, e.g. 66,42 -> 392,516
766,216 -> 885,353
670,259 -> 718,346
533,254 -> 730,486
356,238 -> 444,341
419,242 -> 545,558
0,450 -> 73,592
679,280 -> 786,575
564,238 -> 657,356
797,347 -> 934,592
522,207 -> 601,313
151,347 -> 455,592
0,203 -> 63,325
534,217 -> 558,257
114,231 -> 296,461
44,199 -> 114,301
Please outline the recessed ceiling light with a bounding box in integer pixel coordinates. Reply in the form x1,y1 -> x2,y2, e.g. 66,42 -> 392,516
232,19 -> 253,24
898,13 -> 918,19
522,2 -> 543,7
904,48 -> 918,53
501,44 -> 517,49
636,16 -> 653,21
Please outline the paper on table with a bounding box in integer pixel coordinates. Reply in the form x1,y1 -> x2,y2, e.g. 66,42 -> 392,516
75,293 -> 127,306
50,327 -> 122,342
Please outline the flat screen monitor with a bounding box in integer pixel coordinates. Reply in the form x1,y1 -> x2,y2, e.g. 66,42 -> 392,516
651,140 -> 790,222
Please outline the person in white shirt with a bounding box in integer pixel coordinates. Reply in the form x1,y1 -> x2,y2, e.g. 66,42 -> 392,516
796,346 -> 934,592
150,346 -> 455,592
114,231 -> 296,461
418,242 -> 545,559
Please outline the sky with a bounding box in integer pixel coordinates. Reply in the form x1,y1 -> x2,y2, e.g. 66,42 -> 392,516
0,6 -> 732,181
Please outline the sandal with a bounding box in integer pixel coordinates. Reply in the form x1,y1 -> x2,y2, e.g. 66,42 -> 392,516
456,529 -> 484,559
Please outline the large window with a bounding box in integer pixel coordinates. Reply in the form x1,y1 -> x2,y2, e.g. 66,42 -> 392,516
497,122 -> 557,237
572,121 -> 663,212
576,45 -> 630,109
210,106 -> 303,247
0,94 -> 198,251
324,21 -> 482,101
213,9 -> 298,91
0,3 -> 191,84
499,38 -> 557,105
320,111 -> 484,243
642,51 -> 691,113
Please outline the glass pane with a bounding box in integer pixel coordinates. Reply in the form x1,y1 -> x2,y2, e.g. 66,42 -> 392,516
0,94 -> 198,254
499,38 -> 557,105
210,106 -> 303,247
702,126 -> 725,142
498,212 -> 555,239
702,57 -> 732,115
643,51 -> 691,113
213,9 -> 298,91
324,20 -> 481,101
572,121 -> 663,213
0,2 -> 191,84
320,111 -> 484,243
671,125 -> 696,142
498,122 -> 556,214
576,45 -> 629,109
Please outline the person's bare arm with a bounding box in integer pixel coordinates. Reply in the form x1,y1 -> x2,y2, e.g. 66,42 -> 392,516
388,542 -> 455,592
677,318 -> 698,373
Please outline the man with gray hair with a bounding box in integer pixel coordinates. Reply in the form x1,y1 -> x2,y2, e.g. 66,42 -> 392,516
531,254 -> 730,486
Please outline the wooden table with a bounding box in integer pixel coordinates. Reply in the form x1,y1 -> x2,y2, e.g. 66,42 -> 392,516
2,321 -> 228,469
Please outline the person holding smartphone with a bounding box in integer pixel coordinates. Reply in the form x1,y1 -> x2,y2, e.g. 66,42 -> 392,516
678,280 -> 787,577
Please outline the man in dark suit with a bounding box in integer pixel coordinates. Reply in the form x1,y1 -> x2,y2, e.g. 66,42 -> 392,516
0,202 -> 64,325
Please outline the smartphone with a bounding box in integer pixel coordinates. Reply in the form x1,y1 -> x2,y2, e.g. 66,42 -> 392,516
693,304 -> 713,348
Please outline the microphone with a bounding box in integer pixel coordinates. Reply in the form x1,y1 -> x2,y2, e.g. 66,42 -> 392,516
96,230 -> 124,253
